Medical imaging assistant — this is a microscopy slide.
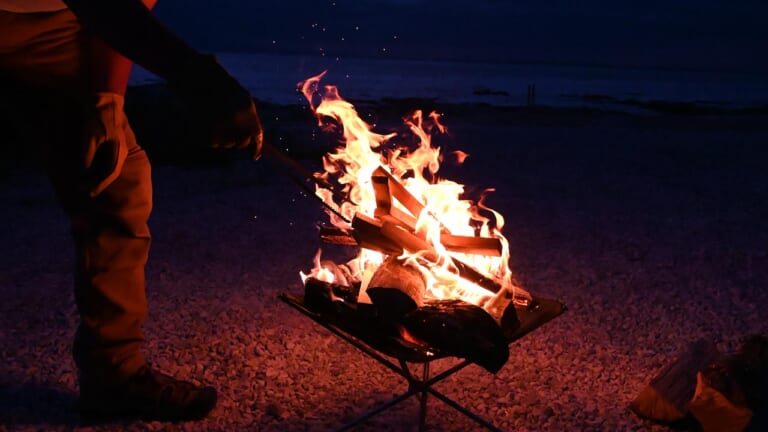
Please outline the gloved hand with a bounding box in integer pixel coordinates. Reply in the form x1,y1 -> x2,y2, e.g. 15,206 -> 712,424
168,54 -> 263,160
81,92 -> 131,197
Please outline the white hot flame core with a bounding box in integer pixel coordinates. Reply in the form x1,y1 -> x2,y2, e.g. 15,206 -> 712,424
298,71 -> 526,308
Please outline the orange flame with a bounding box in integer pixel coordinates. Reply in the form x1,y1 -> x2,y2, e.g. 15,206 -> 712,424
298,71 -> 527,308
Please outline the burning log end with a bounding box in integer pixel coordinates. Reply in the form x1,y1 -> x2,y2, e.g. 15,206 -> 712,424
366,256 -> 426,324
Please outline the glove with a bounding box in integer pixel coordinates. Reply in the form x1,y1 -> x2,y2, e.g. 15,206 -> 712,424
169,54 -> 263,160
81,92 -> 131,197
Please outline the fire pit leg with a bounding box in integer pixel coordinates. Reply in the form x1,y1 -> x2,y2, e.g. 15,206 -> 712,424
397,359 -> 431,432
280,293 -> 554,431
402,358 -> 503,432
334,391 -> 418,432
418,362 -> 429,432
425,388 -> 503,432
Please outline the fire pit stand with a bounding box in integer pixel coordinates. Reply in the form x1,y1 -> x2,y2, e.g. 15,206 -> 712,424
280,293 -> 565,431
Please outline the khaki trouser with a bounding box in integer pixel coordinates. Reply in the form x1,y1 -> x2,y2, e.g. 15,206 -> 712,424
0,9 -> 151,383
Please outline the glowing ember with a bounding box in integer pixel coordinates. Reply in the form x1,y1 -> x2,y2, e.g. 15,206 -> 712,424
298,71 -> 529,311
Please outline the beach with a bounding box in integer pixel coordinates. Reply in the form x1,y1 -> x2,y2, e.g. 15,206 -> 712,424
1,75 -> 768,431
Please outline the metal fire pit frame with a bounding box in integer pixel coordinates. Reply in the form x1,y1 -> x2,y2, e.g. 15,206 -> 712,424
280,293 -> 565,432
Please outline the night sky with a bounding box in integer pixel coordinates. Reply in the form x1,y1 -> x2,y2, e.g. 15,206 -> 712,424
154,0 -> 768,73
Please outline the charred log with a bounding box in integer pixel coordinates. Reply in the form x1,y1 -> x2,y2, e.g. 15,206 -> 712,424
400,299 -> 509,373
304,277 -> 360,313
483,289 -> 521,338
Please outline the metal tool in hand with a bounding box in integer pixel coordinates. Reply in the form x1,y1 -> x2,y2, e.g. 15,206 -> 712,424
262,140 -> 355,224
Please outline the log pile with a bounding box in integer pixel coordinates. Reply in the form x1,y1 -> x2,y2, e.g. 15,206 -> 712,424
306,165 -> 524,372
320,165 -> 510,296
631,335 -> 768,431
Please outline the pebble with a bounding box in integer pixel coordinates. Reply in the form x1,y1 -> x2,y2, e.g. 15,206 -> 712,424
3,123 -> 767,432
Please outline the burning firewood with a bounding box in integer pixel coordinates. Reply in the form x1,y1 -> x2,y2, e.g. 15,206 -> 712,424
377,219 -> 507,296
294,72 -> 538,373
350,213 -> 402,255
330,213 -> 502,257
400,299 -> 509,373
351,214 -> 523,325
372,166 -> 425,223
366,256 -> 427,323
346,216 -> 499,298
318,225 -> 358,246
439,233 -> 502,257
304,277 -> 359,313
364,257 -> 519,372
371,166 -> 503,256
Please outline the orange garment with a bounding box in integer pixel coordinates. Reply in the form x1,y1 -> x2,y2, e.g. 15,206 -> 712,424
0,0 -> 66,13
0,8 -> 151,383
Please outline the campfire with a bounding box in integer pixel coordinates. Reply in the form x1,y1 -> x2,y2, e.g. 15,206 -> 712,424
294,71 -> 534,372
277,71 -> 565,431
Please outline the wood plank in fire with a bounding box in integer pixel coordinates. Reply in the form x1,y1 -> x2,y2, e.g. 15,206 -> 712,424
373,166 -> 425,220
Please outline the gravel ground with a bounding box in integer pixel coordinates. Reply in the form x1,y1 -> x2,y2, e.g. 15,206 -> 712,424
1,105 -> 768,431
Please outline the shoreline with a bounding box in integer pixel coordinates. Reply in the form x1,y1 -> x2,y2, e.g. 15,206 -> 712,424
130,51 -> 768,111
124,82 -> 768,165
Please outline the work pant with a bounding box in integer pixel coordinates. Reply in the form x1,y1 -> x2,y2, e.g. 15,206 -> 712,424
0,9 -> 150,383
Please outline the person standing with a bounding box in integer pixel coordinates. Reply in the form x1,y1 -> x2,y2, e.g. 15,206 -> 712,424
0,0 -> 262,421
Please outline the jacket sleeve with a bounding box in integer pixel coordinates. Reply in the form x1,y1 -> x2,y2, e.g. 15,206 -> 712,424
62,0 -> 199,84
